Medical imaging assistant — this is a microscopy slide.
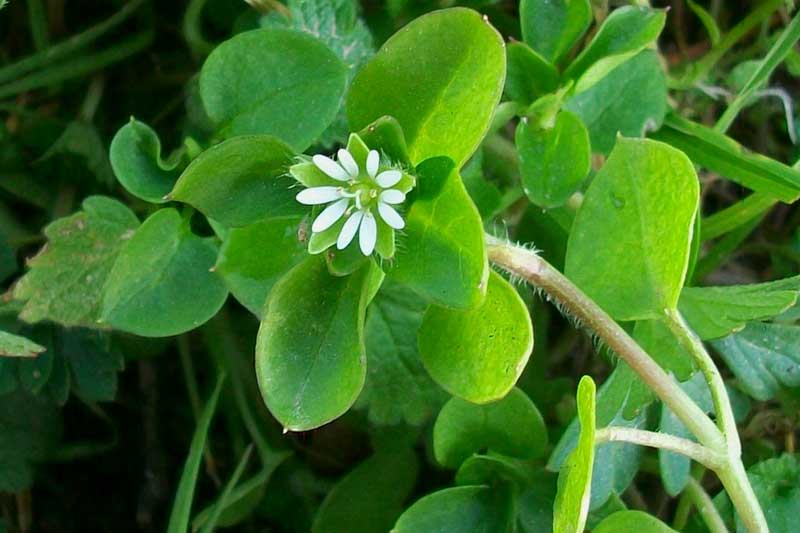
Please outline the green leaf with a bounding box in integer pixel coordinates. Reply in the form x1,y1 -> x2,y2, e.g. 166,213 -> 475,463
433,387 -> 547,468
633,319 -> 694,381
419,271 -> 533,403
593,510 -> 677,532
650,113 -> 800,203
0,389 -> 62,492
0,330 -> 44,357
711,322 -> 800,401
678,276 -> 800,339
199,28 -> 347,150
101,208 -> 228,337
505,42 -> 559,106
170,135 -> 300,228
519,0 -> 592,64
354,283 -> 447,426
455,454 -> 535,488
393,485 -> 516,533
564,6 -> 666,80
215,216 -> 307,317
256,257 -> 377,430
199,445 -> 254,533
390,157 -> 488,309
355,116 -> 411,167
167,375 -> 225,533
109,119 -> 182,203
516,110 -> 591,208
727,454 -> 800,533
565,51 -> 667,154
312,447 -> 418,533
347,7 -> 506,168
14,196 -> 139,328
565,137 -> 699,321
62,328 -> 125,402
553,376 -> 596,533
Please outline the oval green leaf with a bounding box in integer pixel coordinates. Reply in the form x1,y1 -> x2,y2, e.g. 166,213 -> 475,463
433,387 -> 547,468
520,0 -> 592,64
505,42 -> 559,106
199,28 -> 347,151
565,137 -> 699,321
593,510 -> 677,532
101,209 -> 228,337
170,135 -> 300,227
393,485 -> 515,533
109,119 -> 182,204
347,7 -> 506,167
419,271 -> 533,403
255,257 -> 375,431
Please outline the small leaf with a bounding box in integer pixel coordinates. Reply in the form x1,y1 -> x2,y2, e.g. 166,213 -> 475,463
553,376 -> 596,533
170,135 -> 300,228
519,0 -> 592,64
14,196 -> 139,328
0,330 -> 45,357
347,7 -> 506,168
199,28 -> 347,151
390,157 -> 488,309
505,42 -> 559,106
565,137 -> 699,321
356,116 -> 411,167
711,322 -> 800,401
311,448 -> 418,533
419,271 -> 533,403
215,216 -> 307,317
565,51 -> 667,154
433,387 -> 547,468
516,110 -> 591,208
678,276 -> 800,339
256,257 -> 377,430
393,485 -> 516,533
564,6 -> 666,80
109,119 -> 182,203
101,208 -> 228,337
593,510 -> 677,532
354,283 -> 447,426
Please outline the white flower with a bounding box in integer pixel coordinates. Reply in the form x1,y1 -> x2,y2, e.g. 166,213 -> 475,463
295,148 -> 407,256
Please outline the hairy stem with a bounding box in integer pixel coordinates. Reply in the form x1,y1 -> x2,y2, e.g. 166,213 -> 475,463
595,427 -> 724,469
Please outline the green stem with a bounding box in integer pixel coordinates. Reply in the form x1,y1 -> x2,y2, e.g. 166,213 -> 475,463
26,0 -> 50,51
595,426 -> 724,469
684,477 -> 730,533
183,0 -> 215,57
664,309 -> 740,456
717,460 -> 766,533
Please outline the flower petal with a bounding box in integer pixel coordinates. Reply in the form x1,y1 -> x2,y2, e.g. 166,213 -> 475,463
366,150 -> 380,178
337,210 -> 364,250
359,211 -> 377,256
379,189 -> 405,204
378,202 -> 405,229
337,149 -> 359,178
313,154 -> 350,181
312,198 -> 349,232
375,169 -> 402,188
296,186 -> 342,205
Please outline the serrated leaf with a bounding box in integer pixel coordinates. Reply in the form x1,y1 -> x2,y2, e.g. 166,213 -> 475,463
14,196 -> 139,328
347,7 -> 506,168
394,485 -> 516,533
0,330 -> 44,357
433,387 -> 547,468
519,0 -> 592,64
711,322 -> 800,401
678,276 -> 800,340
419,271 -> 533,404
101,209 -> 228,337
553,376 -> 596,533
565,51 -> 667,154
199,28 -> 347,151
170,135 -> 300,228
354,283 -> 446,426
109,119 -> 182,204
565,137 -> 699,321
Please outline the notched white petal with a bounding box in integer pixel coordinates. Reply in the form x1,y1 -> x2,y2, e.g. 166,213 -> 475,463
379,189 -> 405,204
337,210 -> 364,250
376,170 -> 402,188
312,198 -> 349,232
337,149 -> 359,178
378,202 -> 405,229
312,154 -> 350,181
296,186 -> 342,205
359,211 -> 377,256
366,150 -> 380,178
